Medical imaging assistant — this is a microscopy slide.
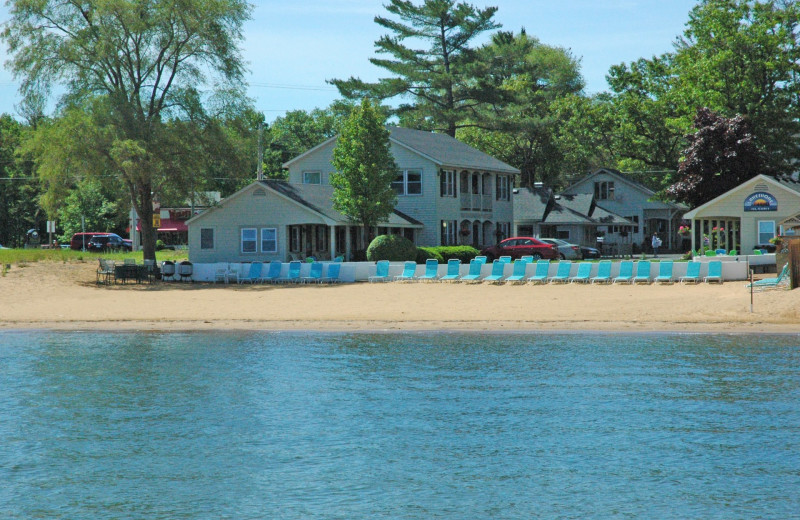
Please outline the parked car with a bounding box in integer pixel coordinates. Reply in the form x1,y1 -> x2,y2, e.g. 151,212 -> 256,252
480,237 -> 559,262
70,232 -> 101,250
539,238 -> 583,260
580,245 -> 602,259
87,233 -> 132,252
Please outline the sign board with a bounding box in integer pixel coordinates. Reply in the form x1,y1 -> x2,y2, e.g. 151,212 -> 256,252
744,192 -> 778,212
152,215 -> 161,228
46,220 -> 56,233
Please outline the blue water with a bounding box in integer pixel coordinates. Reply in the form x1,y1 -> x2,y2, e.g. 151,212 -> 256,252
1,332 -> 799,519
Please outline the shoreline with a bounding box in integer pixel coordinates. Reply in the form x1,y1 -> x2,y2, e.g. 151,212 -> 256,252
2,260 -> 799,334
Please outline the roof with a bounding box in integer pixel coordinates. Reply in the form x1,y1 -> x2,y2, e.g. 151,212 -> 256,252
512,186 -> 552,222
282,126 -> 520,174
683,173 -> 800,219
562,167 -> 687,210
513,185 -> 632,226
136,217 -> 187,233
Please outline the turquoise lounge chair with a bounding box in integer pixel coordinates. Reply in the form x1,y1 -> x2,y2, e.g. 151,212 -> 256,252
498,255 -> 512,263
278,260 -> 302,283
590,260 -> 612,284
679,261 -> 701,284
418,259 -> 440,282
459,259 -> 484,283
238,261 -> 263,284
474,255 -> 487,264
746,263 -> 790,290
569,262 -> 592,283
548,261 -> 572,283
301,262 -> 323,283
369,260 -> 391,282
527,260 -> 550,284
439,259 -> 462,282
519,256 -> 534,263
484,261 -> 508,284
262,261 -> 283,283
321,263 -> 341,283
633,260 -> 652,284
613,260 -> 634,284
653,260 -> 674,284
704,260 -> 723,284
505,260 -> 530,284
394,261 -> 417,282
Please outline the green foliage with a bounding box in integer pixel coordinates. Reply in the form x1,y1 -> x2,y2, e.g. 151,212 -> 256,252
366,234 -> 417,262
56,179 -> 121,242
0,115 -> 40,248
415,247 -> 444,264
330,99 -> 398,239
426,245 -> 480,263
0,248 -> 187,266
330,0 -> 500,137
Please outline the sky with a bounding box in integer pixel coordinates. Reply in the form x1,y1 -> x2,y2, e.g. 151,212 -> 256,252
0,0 -> 700,122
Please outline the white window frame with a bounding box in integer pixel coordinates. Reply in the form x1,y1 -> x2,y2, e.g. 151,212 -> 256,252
758,220 -> 775,245
199,227 -> 215,250
241,228 -> 257,254
393,169 -> 423,196
440,170 -> 456,197
595,181 -> 615,200
260,228 -> 277,253
303,171 -> 321,185
496,175 -> 510,201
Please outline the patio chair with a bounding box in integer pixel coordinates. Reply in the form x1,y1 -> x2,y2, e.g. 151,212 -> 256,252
473,255 -> 487,264
728,250 -> 738,256
633,260 -> 652,284
703,260 -> 723,284
527,260 -> 550,284
505,259 -> 530,284
262,261 -> 283,283
459,259 -> 484,283
613,260 -> 634,284
519,256 -> 534,263
548,261 -> 572,284
484,261 -> 508,284
278,260 -> 302,283
238,261 -> 263,284
590,260 -> 612,284
715,249 -> 726,255
394,261 -> 418,282
321,263 -> 342,284
653,260 -> 674,284
418,259 -> 440,282
333,255 -> 344,262
439,259 -> 462,282
704,250 -> 717,257
752,249 -> 764,255
96,258 -> 115,284
746,263 -> 790,291
213,262 -> 229,284
679,261 -> 702,284
569,262 -> 592,283
143,259 -> 157,284
368,260 -> 391,282
301,262 -> 324,283
498,255 -> 512,263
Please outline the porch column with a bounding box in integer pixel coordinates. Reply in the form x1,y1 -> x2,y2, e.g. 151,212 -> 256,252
330,225 -> 337,261
345,225 -> 352,261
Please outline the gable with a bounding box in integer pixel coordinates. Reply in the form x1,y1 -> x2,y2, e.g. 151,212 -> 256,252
684,174 -> 800,219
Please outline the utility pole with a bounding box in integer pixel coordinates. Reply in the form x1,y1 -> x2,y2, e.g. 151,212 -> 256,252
256,120 -> 264,181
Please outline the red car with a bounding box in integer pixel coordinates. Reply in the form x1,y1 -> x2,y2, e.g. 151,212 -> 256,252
480,237 -> 559,261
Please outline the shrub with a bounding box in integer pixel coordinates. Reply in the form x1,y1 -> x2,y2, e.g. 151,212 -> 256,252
366,235 -> 416,262
415,246 -> 444,263
155,239 -> 165,251
429,245 -> 480,263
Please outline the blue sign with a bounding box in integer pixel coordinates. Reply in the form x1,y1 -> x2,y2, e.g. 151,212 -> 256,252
744,192 -> 778,212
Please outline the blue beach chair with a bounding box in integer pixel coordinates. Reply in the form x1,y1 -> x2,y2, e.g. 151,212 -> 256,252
569,262 -> 592,283
746,263 -> 789,291
505,260 -> 530,284
321,263 -> 341,283
394,261 -> 417,282
653,260 -> 674,284
613,260 -> 634,284
498,256 -> 512,263
633,260 -> 652,284
474,256 -> 487,264
679,261 -> 701,284
459,259 -> 484,283
704,260 -> 723,284
301,262 -> 323,283
548,261 -> 572,283
238,261 -> 263,284
527,260 -> 550,284
262,261 -> 283,283
590,260 -> 612,284
369,260 -> 391,282
439,259 -> 462,282
484,261 -> 508,284
418,259 -> 440,282
277,260 -> 302,284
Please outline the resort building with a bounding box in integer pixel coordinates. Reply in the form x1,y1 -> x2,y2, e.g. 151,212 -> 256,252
186,126 -> 519,262
682,174 -> 800,254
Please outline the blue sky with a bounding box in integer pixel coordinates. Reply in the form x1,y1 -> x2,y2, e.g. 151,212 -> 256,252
0,0 -> 699,122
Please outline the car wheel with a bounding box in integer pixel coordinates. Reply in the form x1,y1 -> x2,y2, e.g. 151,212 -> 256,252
559,253 -> 566,260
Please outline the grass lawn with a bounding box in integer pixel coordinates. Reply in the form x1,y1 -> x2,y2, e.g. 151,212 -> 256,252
0,248 -> 188,268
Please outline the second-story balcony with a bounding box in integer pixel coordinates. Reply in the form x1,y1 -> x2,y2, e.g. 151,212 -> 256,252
460,193 -> 493,212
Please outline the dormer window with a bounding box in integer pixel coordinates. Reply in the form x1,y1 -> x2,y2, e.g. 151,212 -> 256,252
594,181 -> 615,200
303,171 -> 321,185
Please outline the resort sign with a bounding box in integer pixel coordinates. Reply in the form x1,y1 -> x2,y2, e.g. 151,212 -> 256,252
744,192 -> 777,212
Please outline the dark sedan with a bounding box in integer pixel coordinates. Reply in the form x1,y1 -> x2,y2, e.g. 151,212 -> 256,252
580,245 -> 602,259
480,237 -> 559,262
87,233 -> 133,252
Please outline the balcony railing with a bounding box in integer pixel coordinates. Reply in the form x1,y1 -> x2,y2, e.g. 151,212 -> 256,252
460,194 -> 493,212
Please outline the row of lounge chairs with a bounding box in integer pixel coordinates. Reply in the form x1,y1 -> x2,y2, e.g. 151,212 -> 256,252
368,258 -> 725,285
215,260 -> 341,284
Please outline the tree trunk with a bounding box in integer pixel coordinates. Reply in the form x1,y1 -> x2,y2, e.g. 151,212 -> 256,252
130,184 -> 157,262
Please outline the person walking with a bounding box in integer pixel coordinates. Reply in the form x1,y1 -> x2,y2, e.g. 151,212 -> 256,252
651,232 -> 662,258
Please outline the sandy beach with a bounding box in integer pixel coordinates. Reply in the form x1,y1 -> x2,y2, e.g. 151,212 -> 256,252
1,260 -> 799,333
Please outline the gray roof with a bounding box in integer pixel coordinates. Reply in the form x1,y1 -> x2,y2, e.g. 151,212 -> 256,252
513,185 -> 632,226
261,180 -> 422,227
773,175 -> 800,194
388,126 -> 520,174
512,186 -> 552,222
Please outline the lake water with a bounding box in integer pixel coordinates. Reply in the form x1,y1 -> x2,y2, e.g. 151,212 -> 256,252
1,331 -> 799,519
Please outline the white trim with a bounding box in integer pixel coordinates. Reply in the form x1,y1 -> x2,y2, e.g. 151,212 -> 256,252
684,174 -> 800,219
260,227 -> 277,253
282,135 -> 338,168
241,227 -> 257,254
302,171 -> 322,185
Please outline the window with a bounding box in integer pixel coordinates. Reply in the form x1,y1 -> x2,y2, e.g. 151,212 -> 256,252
290,226 -> 301,252
303,171 -> 321,184
556,230 -> 570,239
758,221 -> 775,245
315,226 -> 329,251
261,228 -> 277,253
624,215 -> 639,234
241,228 -> 257,253
440,220 -> 457,245
200,228 -> 214,250
594,181 -> 615,200
393,169 -> 422,195
440,170 -> 456,197
496,176 -> 510,201
495,222 -> 511,241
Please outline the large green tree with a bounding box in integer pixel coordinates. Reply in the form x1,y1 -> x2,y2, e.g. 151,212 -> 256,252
330,99 -> 398,245
330,0 -> 500,137
2,0 -> 250,260
0,114 -> 40,248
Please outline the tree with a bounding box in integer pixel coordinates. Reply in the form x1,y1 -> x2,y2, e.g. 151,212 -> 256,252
666,107 -> 768,208
0,114 -> 41,247
329,0 -> 500,137
56,179 -> 121,243
3,0 -> 251,260
330,99 -> 398,245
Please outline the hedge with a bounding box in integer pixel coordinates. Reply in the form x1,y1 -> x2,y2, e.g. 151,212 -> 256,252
366,235 -> 417,262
